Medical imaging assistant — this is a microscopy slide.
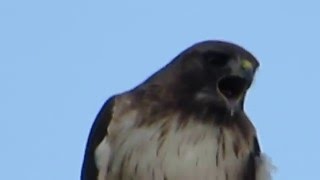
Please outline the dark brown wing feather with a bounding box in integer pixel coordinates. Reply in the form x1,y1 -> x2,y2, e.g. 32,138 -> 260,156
242,137 -> 261,180
81,96 -> 116,180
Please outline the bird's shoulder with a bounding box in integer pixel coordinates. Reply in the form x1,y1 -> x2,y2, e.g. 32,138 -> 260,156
107,93 -> 139,134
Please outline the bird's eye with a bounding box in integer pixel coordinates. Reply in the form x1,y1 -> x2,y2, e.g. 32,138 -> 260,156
204,51 -> 230,67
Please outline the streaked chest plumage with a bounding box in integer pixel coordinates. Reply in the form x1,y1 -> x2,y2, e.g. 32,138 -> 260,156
102,114 -> 252,180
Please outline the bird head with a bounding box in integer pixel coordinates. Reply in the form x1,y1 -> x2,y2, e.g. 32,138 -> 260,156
141,40 -> 259,117
177,41 -> 259,116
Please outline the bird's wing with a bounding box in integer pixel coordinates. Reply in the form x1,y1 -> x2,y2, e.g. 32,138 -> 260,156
244,137 -> 274,180
81,96 -> 116,180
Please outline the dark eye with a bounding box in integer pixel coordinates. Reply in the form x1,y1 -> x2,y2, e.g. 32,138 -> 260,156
203,51 -> 230,67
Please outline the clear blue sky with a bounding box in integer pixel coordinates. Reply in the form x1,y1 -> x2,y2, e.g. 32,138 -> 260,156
1,1 -> 319,180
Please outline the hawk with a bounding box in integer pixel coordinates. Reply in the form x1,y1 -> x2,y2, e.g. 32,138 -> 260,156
81,40 -> 273,180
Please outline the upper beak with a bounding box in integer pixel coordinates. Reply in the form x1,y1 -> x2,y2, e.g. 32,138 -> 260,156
232,59 -> 254,83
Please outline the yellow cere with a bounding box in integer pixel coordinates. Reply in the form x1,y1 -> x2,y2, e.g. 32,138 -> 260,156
241,59 -> 253,70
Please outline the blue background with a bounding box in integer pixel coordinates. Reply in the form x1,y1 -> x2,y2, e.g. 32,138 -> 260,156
1,1 -> 319,179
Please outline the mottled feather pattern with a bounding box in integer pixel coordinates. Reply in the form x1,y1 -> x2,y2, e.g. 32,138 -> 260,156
94,95 -> 265,180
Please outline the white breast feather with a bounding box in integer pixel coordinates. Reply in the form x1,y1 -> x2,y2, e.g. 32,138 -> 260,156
95,115 -> 273,180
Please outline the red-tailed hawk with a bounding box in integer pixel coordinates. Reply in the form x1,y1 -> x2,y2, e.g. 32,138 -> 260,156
81,40 -> 273,180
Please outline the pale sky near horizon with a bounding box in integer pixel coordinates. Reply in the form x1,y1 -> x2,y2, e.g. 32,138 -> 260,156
1,1 -> 319,180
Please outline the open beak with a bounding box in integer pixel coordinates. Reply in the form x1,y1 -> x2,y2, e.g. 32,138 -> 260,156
217,59 -> 254,116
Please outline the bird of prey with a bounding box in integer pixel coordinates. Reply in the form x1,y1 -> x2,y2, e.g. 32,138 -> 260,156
81,40 -> 273,180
